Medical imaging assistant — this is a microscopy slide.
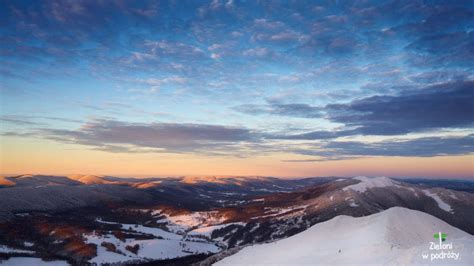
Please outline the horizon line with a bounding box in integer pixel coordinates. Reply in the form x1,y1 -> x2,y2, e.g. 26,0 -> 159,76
2,173 -> 473,181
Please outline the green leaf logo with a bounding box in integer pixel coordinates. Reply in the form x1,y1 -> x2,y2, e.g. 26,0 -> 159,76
434,232 -> 447,241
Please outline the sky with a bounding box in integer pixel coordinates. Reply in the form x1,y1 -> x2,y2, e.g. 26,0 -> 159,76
1,0 -> 473,178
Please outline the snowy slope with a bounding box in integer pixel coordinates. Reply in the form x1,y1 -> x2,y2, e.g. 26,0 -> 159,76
216,207 -> 474,265
0,245 -> 35,254
422,189 -> 454,213
0,258 -> 69,266
85,231 -> 220,264
89,218 -> 221,264
343,176 -> 401,192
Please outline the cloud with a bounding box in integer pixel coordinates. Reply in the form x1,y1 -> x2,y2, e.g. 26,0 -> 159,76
0,116 -> 43,126
235,100 -> 324,119
211,53 -> 221,60
3,0 -> 474,164
36,119 -> 258,154
116,75 -> 189,94
197,0 -> 236,17
270,130 -> 347,140
143,40 -> 206,58
122,40 -> 208,66
408,71 -> 470,84
242,47 -> 274,58
7,117 -> 474,160
327,80 -> 474,135
252,30 -> 308,43
0,115 -> 82,126
250,16 -> 309,46
281,157 -> 357,162
208,43 -> 224,51
406,31 -> 474,68
393,5 -> 473,37
237,80 -> 474,136
294,134 -> 474,159
253,18 -> 285,30
140,76 -> 187,85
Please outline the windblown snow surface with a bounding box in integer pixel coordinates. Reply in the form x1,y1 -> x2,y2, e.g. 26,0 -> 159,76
216,207 -> 474,265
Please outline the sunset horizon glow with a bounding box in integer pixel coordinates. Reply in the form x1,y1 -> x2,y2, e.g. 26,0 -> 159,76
1,1 -> 473,179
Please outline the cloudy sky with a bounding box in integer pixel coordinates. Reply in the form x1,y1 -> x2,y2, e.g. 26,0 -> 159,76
1,0 -> 473,178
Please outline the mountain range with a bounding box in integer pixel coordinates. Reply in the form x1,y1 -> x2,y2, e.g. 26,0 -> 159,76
0,175 -> 472,265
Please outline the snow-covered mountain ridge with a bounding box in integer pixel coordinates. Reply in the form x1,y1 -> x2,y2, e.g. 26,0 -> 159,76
216,207 -> 474,265
343,176 -> 401,192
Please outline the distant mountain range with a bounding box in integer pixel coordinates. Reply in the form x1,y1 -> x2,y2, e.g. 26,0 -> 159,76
0,174 -> 331,222
0,175 -> 472,265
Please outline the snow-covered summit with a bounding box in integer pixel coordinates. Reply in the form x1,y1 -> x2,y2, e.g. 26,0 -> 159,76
343,176 -> 401,193
0,176 -> 15,186
180,175 -> 273,185
67,174 -> 111,184
216,207 -> 474,265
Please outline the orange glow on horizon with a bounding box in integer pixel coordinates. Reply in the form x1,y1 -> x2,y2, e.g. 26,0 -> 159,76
1,137 -> 473,179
